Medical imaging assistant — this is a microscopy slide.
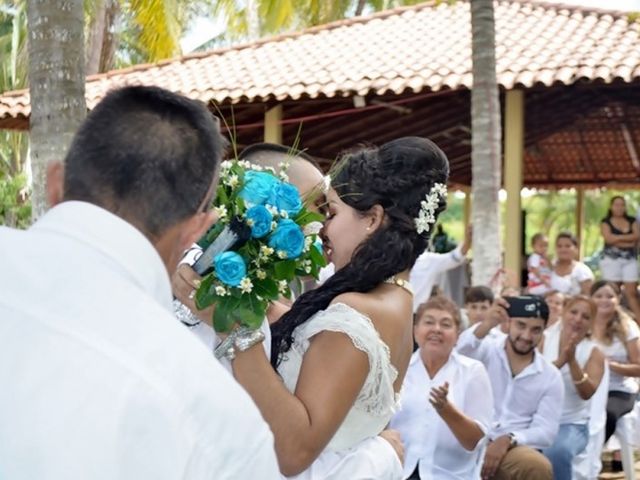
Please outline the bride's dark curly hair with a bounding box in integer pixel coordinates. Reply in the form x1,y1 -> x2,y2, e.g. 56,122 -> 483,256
270,136 -> 450,367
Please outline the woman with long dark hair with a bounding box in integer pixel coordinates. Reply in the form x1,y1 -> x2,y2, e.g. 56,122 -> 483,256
228,137 -> 449,478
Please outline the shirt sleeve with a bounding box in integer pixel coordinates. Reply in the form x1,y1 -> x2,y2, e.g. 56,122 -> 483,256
528,254 -> 541,269
412,246 -> 466,276
573,262 -> 594,283
626,319 -> 640,342
511,368 -> 564,449
463,362 -> 494,435
456,324 -> 491,363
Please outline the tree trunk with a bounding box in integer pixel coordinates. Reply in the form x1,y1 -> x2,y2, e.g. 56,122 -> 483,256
85,0 -> 119,75
354,0 -> 367,17
27,0 -> 86,221
470,0 -> 502,287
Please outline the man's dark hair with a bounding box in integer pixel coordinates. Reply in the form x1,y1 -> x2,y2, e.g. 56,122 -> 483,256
63,86 -> 225,238
239,142 -> 319,169
464,285 -> 494,304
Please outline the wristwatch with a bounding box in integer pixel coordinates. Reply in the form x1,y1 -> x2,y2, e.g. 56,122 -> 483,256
508,432 -> 518,449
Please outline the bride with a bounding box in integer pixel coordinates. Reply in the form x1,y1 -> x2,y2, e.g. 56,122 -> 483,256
226,136 -> 450,478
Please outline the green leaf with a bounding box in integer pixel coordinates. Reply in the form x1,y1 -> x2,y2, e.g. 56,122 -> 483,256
294,210 -> 325,226
253,278 -> 280,299
234,307 -> 265,330
274,259 -> 297,280
213,296 -> 241,333
195,274 -> 218,309
308,241 -> 327,267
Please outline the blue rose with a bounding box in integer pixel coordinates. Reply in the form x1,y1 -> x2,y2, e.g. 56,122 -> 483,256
268,219 -> 305,259
245,204 -> 273,238
269,182 -> 303,216
214,251 -> 247,287
239,171 -> 279,205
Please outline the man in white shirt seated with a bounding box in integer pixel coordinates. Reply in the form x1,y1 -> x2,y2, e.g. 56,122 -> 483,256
0,86 -> 280,479
456,295 -> 564,480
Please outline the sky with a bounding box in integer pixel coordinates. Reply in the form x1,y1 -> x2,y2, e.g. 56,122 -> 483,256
181,0 -> 640,53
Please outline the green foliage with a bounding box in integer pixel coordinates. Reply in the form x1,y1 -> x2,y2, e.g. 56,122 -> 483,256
0,172 -> 31,228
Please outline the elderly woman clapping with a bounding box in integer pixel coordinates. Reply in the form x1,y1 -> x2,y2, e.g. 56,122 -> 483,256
390,296 -> 493,480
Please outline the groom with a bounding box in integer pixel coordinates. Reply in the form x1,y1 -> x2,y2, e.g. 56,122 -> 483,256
0,86 -> 280,479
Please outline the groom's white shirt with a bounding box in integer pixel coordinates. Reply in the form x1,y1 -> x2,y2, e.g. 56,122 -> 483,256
0,202 -> 280,480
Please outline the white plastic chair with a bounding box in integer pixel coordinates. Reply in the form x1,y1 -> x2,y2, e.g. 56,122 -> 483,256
612,400 -> 640,480
572,363 -> 610,480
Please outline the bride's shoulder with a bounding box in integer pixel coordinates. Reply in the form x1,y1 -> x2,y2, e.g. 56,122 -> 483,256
329,292 -> 391,324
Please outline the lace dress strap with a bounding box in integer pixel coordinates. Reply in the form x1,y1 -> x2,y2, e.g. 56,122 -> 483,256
296,302 -> 399,417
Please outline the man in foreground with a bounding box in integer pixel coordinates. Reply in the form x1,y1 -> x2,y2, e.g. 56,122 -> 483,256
0,86 -> 280,479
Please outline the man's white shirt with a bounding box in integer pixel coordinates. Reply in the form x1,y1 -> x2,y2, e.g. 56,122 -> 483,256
456,324 -> 564,449
0,202 -> 280,479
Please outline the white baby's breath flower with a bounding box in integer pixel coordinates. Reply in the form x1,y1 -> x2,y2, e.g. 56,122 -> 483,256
303,236 -> 313,252
239,277 -> 254,294
238,160 -> 251,169
264,166 -> 276,174
256,269 -> 267,280
278,280 -> 288,294
246,218 -> 255,227
303,222 -> 323,236
304,266 -> 312,274
279,210 -> 289,219
266,205 -> 279,216
279,172 -> 289,182
277,250 -> 288,259
260,245 -> 275,256
220,160 -> 232,171
224,174 -> 239,188
214,205 -> 228,220
271,221 -> 278,231
215,285 -> 229,296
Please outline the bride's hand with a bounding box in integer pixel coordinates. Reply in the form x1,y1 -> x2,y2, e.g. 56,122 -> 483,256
379,429 -> 404,464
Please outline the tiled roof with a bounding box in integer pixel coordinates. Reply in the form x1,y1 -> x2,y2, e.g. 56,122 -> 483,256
1,0 -> 639,127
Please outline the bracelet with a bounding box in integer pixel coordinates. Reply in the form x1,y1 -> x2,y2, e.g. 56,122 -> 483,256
573,372 -> 589,385
214,326 -> 265,361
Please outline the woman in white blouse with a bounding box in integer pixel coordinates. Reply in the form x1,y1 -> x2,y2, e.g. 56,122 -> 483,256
539,295 -> 605,480
390,296 -> 493,480
590,280 -> 640,467
550,232 -> 594,296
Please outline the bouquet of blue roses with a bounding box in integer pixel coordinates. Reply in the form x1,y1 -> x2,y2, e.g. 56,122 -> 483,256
194,159 -> 326,334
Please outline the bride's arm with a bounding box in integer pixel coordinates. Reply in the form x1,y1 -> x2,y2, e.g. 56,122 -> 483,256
231,329 -> 369,476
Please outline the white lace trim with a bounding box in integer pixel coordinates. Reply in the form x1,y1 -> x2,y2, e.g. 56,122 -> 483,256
295,302 -> 399,417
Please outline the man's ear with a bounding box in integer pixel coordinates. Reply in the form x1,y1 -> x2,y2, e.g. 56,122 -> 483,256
180,210 -> 218,251
46,161 -> 64,207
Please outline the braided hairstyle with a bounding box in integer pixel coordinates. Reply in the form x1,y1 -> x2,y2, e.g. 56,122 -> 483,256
270,137 -> 449,367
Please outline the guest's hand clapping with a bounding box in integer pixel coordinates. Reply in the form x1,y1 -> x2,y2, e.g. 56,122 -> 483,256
429,382 -> 450,413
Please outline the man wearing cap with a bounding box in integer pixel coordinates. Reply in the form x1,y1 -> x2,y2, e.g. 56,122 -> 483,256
456,295 -> 564,480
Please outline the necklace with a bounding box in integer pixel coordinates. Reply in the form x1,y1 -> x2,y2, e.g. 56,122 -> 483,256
384,275 -> 414,296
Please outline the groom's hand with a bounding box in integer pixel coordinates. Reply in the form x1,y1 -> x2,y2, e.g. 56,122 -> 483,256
172,264 -> 215,326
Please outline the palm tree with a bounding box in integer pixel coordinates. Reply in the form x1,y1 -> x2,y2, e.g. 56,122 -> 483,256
470,0 -> 502,286
27,0 -> 86,220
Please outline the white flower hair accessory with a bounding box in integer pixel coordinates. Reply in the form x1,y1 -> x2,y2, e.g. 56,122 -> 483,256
414,183 -> 447,235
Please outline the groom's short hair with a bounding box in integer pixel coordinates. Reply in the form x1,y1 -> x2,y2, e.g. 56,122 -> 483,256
63,86 -> 225,237
239,143 -> 320,170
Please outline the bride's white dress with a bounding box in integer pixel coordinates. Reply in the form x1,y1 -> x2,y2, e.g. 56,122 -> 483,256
278,302 -> 404,479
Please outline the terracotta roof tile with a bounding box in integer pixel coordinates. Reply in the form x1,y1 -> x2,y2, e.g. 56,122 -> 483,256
1,0 -> 639,124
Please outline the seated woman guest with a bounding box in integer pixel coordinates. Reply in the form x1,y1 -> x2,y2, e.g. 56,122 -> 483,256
539,295 -> 605,480
590,280 -> 640,468
550,232 -> 594,296
390,296 -> 493,480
